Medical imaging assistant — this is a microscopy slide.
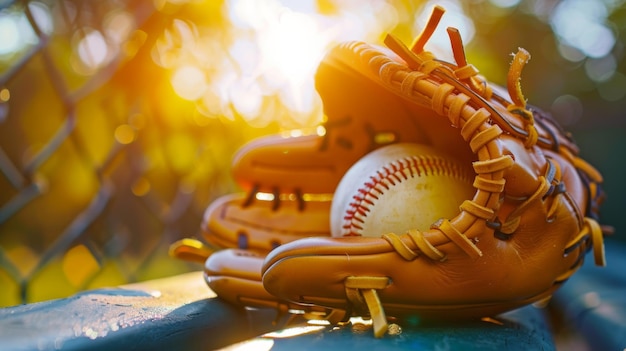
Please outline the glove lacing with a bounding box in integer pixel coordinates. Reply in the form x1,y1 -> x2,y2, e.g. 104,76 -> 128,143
341,6 -> 606,337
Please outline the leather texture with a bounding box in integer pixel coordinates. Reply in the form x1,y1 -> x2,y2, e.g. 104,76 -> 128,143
171,6 -> 608,339
261,7 -> 608,337
202,193 -> 331,254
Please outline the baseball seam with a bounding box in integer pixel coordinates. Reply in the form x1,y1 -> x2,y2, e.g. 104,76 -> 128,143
341,155 -> 471,236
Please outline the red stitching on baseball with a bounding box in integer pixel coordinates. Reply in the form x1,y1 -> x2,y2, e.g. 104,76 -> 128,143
341,154 -> 471,236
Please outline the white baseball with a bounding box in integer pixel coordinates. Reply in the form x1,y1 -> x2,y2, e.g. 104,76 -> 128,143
331,143 -> 474,237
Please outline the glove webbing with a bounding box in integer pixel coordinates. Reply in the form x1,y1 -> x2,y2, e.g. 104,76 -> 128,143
331,7 -> 608,340
339,9 -> 516,336
366,10 -> 511,259
314,7 -> 607,343
376,36 -> 606,265
383,33 -> 542,149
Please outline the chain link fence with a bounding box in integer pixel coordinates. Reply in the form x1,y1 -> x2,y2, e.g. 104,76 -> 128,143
0,0 -> 263,306
0,0 -> 414,306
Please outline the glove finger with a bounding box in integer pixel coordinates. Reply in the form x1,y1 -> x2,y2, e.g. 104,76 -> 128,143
205,249 -> 274,307
202,192 -> 332,254
262,235 -> 562,319
231,134 -> 353,195
206,248 -> 346,322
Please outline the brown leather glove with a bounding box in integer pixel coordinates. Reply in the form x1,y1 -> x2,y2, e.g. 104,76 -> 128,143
261,6 -> 608,338
171,6 -> 608,338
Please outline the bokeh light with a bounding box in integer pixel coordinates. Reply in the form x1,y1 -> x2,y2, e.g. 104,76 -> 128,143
149,0 -> 404,129
0,11 -> 37,56
73,28 -> 110,74
114,124 -> 136,145
585,55 -> 617,83
0,88 -> 10,102
27,1 -> 53,34
0,2 -> 53,56
103,9 -> 135,44
0,15 -> 21,56
550,0 -> 616,59
489,0 -> 521,8
550,94 -> 583,127
171,65 -> 208,100
1,0 -> 625,308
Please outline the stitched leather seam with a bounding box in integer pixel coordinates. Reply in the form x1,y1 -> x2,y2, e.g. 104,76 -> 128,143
341,155 -> 471,236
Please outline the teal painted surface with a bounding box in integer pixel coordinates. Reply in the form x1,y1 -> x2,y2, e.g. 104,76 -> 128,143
227,305 -> 555,351
0,268 -> 557,351
22,259 -> 626,351
0,272 -> 279,351
553,240 -> 626,351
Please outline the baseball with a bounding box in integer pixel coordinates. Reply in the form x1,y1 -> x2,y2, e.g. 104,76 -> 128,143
331,143 -> 475,237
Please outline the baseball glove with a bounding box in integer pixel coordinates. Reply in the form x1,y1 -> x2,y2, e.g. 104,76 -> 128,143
260,5 -> 608,337
170,5 -> 608,338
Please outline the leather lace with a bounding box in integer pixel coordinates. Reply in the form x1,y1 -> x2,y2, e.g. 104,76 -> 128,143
341,5 -> 606,337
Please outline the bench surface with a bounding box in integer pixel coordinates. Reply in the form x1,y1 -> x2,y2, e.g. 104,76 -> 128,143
2,241 -> 625,351
0,271 -> 557,351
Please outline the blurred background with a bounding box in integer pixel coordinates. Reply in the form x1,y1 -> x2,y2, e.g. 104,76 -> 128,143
0,0 -> 624,307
